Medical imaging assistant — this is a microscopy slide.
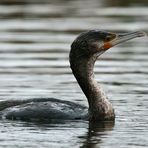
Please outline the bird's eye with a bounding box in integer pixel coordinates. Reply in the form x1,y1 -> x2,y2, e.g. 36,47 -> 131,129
105,36 -> 112,42
105,34 -> 116,42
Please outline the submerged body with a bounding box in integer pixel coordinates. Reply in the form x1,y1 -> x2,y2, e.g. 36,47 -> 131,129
0,98 -> 88,121
0,30 -> 146,122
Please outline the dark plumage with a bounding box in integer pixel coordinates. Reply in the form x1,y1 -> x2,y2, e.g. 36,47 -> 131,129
0,30 -> 146,122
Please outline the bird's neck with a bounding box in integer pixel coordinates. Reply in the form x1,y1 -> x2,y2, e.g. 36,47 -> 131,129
71,57 -> 106,106
70,56 -> 115,121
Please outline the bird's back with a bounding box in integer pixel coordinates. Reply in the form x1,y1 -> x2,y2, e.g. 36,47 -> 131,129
0,98 -> 88,121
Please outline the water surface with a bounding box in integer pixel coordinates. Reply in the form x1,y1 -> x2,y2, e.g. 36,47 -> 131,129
0,0 -> 148,147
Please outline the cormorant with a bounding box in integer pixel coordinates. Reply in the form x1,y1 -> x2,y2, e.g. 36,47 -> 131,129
0,30 -> 146,122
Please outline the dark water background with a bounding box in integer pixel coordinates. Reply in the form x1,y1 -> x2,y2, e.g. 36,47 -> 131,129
0,0 -> 148,147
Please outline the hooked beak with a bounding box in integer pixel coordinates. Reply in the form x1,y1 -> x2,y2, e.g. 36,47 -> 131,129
103,31 -> 146,50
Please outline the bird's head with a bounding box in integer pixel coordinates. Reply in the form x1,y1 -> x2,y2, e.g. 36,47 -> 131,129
70,30 -> 146,63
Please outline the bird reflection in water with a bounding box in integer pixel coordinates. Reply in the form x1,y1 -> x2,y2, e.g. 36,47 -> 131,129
79,121 -> 115,148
